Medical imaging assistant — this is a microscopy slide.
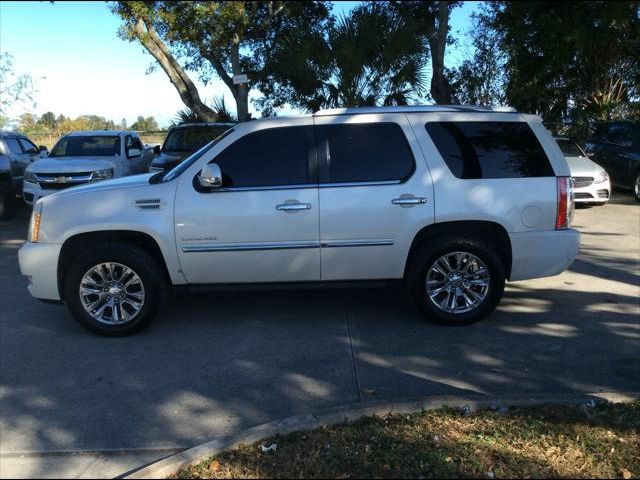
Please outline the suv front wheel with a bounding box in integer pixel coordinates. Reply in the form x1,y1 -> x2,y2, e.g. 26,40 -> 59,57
407,236 -> 506,326
64,243 -> 167,336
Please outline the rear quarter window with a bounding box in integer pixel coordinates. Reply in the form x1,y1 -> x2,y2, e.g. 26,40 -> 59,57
425,121 -> 554,179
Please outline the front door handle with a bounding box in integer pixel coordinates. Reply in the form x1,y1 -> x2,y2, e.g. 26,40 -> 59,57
391,196 -> 427,206
276,202 -> 312,212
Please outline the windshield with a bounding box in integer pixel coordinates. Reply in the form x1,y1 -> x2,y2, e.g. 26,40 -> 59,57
162,126 -> 232,152
556,139 -> 585,157
160,127 -> 235,183
50,135 -> 121,157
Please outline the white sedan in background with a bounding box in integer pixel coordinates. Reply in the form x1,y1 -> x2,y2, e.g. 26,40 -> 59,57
555,137 -> 610,206
23,130 -> 155,205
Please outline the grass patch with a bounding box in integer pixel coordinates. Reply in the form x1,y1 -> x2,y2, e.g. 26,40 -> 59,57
175,402 -> 639,479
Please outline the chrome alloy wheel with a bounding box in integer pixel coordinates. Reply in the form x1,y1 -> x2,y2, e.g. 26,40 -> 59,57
426,251 -> 490,314
79,262 -> 145,325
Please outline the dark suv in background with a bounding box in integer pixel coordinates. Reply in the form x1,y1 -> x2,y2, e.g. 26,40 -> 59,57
585,121 -> 640,202
148,122 -> 234,172
0,131 -> 47,219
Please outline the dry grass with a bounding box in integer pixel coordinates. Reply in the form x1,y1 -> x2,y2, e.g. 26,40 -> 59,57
175,402 -> 639,479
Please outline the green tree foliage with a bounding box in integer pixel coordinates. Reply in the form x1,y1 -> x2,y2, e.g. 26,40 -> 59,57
130,115 -> 159,131
111,1 -> 329,121
17,113 -> 118,135
257,2 -> 428,113
448,9 -> 507,106
484,1 -> 640,122
172,96 -> 237,126
389,1 -> 461,105
0,53 -> 37,128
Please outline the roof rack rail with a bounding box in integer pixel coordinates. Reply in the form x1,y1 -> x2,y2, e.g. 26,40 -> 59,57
314,105 -> 517,116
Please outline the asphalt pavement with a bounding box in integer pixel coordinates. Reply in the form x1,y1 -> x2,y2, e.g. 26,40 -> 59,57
1,192 -> 638,478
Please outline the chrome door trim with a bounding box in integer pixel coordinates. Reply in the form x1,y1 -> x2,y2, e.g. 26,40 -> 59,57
182,241 -> 320,253
320,239 -> 394,248
182,239 -> 395,252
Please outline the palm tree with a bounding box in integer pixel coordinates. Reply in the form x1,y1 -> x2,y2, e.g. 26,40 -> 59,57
264,3 -> 428,112
172,96 -> 237,125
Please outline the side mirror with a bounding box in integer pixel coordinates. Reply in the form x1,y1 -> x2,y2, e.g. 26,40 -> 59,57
153,145 -> 161,155
127,148 -> 142,158
198,163 -> 222,188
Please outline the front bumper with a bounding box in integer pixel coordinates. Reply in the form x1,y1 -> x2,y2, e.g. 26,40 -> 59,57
19,242 -> 62,300
574,178 -> 611,204
22,180 -> 60,205
509,228 -> 580,281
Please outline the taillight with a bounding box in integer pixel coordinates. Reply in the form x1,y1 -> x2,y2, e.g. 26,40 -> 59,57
556,177 -> 574,230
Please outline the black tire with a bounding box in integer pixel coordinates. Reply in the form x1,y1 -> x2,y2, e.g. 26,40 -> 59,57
64,243 -> 167,336
633,171 -> 640,203
407,236 -> 506,326
0,183 -> 16,220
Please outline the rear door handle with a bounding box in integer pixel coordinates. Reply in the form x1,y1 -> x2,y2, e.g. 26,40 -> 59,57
276,202 -> 312,211
391,196 -> 427,206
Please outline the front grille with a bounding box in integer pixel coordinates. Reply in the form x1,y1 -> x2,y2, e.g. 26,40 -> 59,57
40,182 -> 88,190
597,189 -> 610,199
572,176 -> 594,188
575,192 -> 593,199
35,172 -> 93,191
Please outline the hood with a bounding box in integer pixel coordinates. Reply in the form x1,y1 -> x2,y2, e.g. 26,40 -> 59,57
153,151 -> 187,165
38,173 -> 157,206
27,156 -> 115,174
565,156 -> 606,177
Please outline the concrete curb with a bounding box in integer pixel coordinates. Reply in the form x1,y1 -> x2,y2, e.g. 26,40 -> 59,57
123,391 -> 639,479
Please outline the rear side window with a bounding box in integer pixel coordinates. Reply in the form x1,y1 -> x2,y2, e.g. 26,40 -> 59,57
5,138 -> 22,154
425,122 -> 554,179
320,123 -> 414,183
213,126 -> 310,188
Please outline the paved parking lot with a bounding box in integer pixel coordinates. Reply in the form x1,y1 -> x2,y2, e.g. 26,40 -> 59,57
1,193 -> 639,478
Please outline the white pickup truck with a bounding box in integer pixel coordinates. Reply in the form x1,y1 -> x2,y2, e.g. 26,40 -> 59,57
22,130 -> 155,205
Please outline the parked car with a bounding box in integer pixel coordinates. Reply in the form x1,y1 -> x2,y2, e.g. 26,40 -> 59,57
585,121 -> 640,202
0,131 -> 48,218
22,130 -> 155,205
555,137 -> 610,206
148,122 -> 234,172
19,105 -> 579,336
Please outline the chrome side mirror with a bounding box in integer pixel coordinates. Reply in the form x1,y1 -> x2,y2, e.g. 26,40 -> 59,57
198,163 -> 222,188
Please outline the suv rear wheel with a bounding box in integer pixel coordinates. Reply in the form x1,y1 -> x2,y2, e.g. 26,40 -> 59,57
64,243 -> 166,336
633,171 -> 640,203
407,236 -> 505,326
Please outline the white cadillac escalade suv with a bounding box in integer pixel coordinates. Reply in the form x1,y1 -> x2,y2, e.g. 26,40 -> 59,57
19,106 -> 579,336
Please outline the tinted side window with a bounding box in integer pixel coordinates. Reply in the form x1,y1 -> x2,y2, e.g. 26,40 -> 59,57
18,138 -> 38,154
213,126 -> 310,188
5,138 -> 23,154
321,123 -> 414,183
425,122 -> 554,179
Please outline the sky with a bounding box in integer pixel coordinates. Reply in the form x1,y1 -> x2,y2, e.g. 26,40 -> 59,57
0,1 -> 479,128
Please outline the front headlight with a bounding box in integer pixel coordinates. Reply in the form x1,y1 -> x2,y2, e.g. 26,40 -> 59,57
593,171 -> 609,184
24,171 -> 37,184
91,168 -> 114,181
28,201 -> 43,243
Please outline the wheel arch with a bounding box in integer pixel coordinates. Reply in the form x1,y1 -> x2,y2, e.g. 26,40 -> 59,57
57,230 -> 172,299
404,221 -> 513,280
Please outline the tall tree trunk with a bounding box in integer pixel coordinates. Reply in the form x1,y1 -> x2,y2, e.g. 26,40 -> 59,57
428,1 -> 452,104
133,19 -> 218,122
230,43 -> 250,122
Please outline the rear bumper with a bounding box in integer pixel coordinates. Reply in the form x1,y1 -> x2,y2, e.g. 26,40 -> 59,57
18,242 -> 62,300
509,229 -> 580,281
